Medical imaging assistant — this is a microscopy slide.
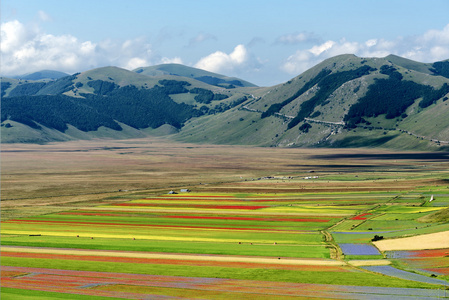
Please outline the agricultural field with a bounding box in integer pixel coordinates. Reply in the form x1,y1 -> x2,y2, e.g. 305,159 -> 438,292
2,138 -> 449,298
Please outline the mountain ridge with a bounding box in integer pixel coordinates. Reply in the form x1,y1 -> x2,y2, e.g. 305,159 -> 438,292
2,55 -> 449,150
134,63 -> 257,88
12,70 -> 70,81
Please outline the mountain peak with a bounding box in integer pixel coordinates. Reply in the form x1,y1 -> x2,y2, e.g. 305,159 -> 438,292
134,64 -> 257,88
13,70 -> 70,81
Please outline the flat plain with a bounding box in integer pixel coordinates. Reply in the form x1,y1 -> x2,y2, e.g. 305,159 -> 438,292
2,137 -> 449,299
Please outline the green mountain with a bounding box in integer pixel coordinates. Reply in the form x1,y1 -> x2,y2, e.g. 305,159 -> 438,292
1,66 -> 251,143
134,64 -> 257,88
2,56 -> 449,150
13,70 -> 69,81
176,54 -> 449,150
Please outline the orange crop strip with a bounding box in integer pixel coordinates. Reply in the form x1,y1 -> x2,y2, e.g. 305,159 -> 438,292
351,213 -> 372,220
425,267 -> 449,275
408,248 -> 449,258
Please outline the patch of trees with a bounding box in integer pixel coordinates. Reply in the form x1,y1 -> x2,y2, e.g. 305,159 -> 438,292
35,73 -> 79,95
189,88 -> 228,104
201,96 -> 247,114
379,65 -> 402,80
1,95 -> 121,131
430,61 -> 449,79
2,85 -> 202,132
418,83 -> 449,108
194,76 -> 243,87
80,86 -> 200,129
345,70 -> 449,128
157,80 -> 191,94
8,82 -> 47,97
87,80 -> 118,95
310,111 -> 321,118
4,74 -> 81,97
287,66 -> 375,129
299,122 -> 312,133
371,235 -> 384,241
1,82 -> 11,97
214,96 -> 247,113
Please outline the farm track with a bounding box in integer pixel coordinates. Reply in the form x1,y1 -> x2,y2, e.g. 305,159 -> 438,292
321,230 -> 342,260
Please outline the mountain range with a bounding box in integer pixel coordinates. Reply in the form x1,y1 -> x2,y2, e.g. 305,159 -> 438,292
2,54 -> 449,150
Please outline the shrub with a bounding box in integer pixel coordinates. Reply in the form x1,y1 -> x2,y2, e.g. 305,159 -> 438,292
371,235 -> 384,242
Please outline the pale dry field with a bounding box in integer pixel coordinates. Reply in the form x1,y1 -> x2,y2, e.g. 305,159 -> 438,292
374,230 -> 449,251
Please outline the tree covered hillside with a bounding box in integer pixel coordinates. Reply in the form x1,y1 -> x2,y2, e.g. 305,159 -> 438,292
1,83 -> 201,132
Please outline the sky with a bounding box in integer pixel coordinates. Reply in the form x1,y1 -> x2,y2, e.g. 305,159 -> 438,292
1,0 -> 449,86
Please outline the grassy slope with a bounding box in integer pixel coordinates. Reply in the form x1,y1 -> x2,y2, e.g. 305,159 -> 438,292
67,66 -> 224,96
0,121 -> 151,144
133,63 -> 257,87
15,70 -> 70,81
419,207 -> 449,223
176,54 -> 449,149
1,77 -> 21,97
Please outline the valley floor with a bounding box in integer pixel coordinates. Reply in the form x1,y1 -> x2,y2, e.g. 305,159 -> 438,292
2,138 -> 449,299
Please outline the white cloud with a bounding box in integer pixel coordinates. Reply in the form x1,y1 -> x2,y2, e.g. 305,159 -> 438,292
187,32 -> 216,47
309,40 -> 335,56
281,24 -> 449,75
194,44 -> 249,73
0,20 -> 156,75
38,10 -> 51,22
124,57 -> 149,70
159,57 -> 183,64
276,32 -> 320,45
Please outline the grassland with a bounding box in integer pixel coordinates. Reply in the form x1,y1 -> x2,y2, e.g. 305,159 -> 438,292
2,137 -> 449,298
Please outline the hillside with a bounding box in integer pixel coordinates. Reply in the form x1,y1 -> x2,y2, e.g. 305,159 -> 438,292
2,55 -> 449,150
176,54 -> 449,150
12,70 -> 69,81
1,66 -> 252,143
134,64 -> 257,88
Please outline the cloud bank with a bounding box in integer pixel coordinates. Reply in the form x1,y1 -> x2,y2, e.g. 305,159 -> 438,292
275,32 -> 321,45
2,17 -> 448,84
281,24 -> 449,75
194,44 -> 249,73
0,20 -> 178,75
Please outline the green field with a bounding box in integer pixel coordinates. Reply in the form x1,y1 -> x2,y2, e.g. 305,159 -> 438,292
2,141 -> 449,298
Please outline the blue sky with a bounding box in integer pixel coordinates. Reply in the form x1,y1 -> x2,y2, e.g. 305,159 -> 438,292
2,0 -> 449,86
